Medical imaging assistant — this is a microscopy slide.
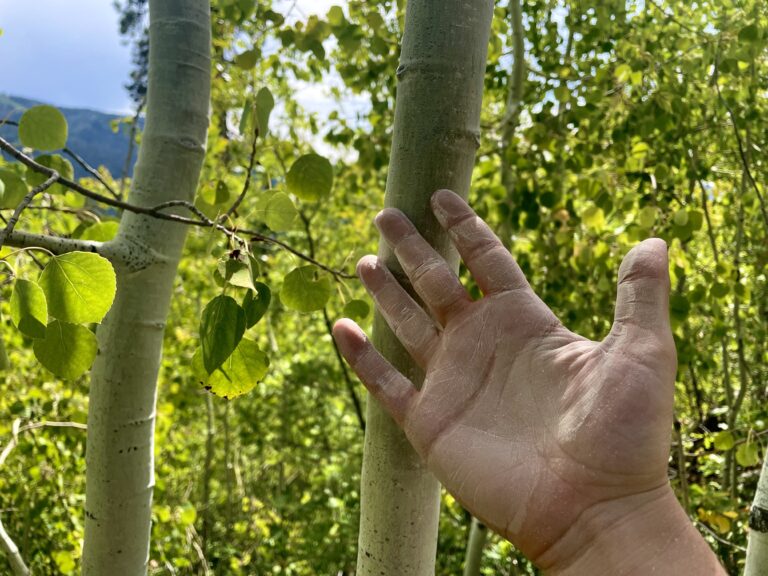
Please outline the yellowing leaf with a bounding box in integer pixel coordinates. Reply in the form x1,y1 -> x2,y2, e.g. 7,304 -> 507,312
582,206 -> 605,231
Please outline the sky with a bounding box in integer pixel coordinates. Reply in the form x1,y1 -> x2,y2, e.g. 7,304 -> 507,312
0,0 -> 340,114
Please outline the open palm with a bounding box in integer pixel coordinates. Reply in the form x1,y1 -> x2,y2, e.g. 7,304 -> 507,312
333,189 -> 678,564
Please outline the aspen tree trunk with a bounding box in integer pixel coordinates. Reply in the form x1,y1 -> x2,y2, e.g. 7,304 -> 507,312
82,1 -> 210,573
356,2 -> 494,574
462,518 -> 488,576
745,456 -> 768,576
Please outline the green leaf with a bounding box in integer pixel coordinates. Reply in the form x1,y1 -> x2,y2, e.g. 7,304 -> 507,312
736,441 -> 760,467
688,210 -> 703,231
673,209 -> 689,227
255,87 -> 275,138
243,282 -> 271,328
33,321 -> 97,380
582,206 -> 605,231
739,24 -> 760,44
654,163 -> 669,181
0,169 -> 28,209
179,504 -> 197,525
194,338 -> 269,399
219,258 -> 256,291
637,206 -> 658,229
343,299 -> 370,322
10,279 -> 48,339
234,48 -> 260,69
200,180 -> 231,206
200,295 -> 246,374
79,221 -> 120,242
327,5 -> 345,26
18,105 -> 68,151
265,191 -> 299,231
711,282 -> 729,299
670,293 -> 690,320
713,430 -> 734,451
614,63 -> 632,83
52,549 -> 77,573
39,252 -> 117,324
27,154 -> 74,194
286,154 -> 333,201
281,266 -> 332,313
0,331 -> 9,371
239,97 -> 253,135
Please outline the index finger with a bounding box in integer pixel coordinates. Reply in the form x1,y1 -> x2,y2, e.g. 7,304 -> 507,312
431,189 -> 530,295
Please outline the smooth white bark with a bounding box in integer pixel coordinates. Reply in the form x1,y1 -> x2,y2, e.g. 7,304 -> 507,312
745,456 -> 768,576
81,1 -> 211,574
356,2 -> 495,574
463,517 -> 488,576
0,516 -> 30,576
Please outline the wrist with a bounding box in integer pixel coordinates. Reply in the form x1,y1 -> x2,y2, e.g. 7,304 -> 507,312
535,486 -> 726,576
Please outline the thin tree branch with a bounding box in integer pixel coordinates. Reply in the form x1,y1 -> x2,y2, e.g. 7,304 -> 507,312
2,230 -> 127,263
712,49 -> 768,230
0,119 -> 118,199
0,171 -> 60,250
0,516 -> 29,576
63,147 -> 120,199
695,519 -> 747,552
221,124 -> 259,221
298,208 -> 365,431
323,309 -> 366,432
0,419 -> 87,469
120,98 -> 146,198
0,136 -> 354,278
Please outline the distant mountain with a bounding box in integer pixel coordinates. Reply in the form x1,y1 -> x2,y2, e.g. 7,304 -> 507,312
0,94 -> 141,179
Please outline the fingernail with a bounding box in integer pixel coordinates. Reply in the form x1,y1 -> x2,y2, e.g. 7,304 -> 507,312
431,189 -> 464,220
374,209 -> 413,239
356,255 -> 378,276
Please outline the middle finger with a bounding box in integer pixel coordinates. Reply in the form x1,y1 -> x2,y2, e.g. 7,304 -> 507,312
375,208 -> 471,325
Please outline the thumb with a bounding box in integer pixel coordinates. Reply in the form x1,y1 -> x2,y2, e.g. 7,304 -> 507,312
609,238 -> 673,346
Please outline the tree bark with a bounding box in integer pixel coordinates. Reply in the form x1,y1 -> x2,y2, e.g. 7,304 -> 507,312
745,456 -> 768,576
356,2 -> 494,574
81,1 -> 211,573
462,517 -> 488,576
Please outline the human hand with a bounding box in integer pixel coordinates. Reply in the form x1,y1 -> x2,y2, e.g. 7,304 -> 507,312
333,190 -> 724,574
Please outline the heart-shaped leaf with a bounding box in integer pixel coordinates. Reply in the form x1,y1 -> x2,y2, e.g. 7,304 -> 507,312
281,266 -> 332,313
34,321 -> 97,379
10,279 -> 48,339
194,338 -> 269,399
39,252 -> 117,324
200,295 -> 246,374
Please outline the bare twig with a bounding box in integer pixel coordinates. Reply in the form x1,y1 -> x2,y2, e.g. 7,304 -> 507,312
221,124 -> 260,221
0,419 -> 87,469
120,98 -> 146,198
298,209 -> 365,431
0,118 -> 118,199
63,147 -> 120,199
695,519 -> 747,552
0,136 -> 354,278
712,49 -> 768,229
0,171 -> 60,250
